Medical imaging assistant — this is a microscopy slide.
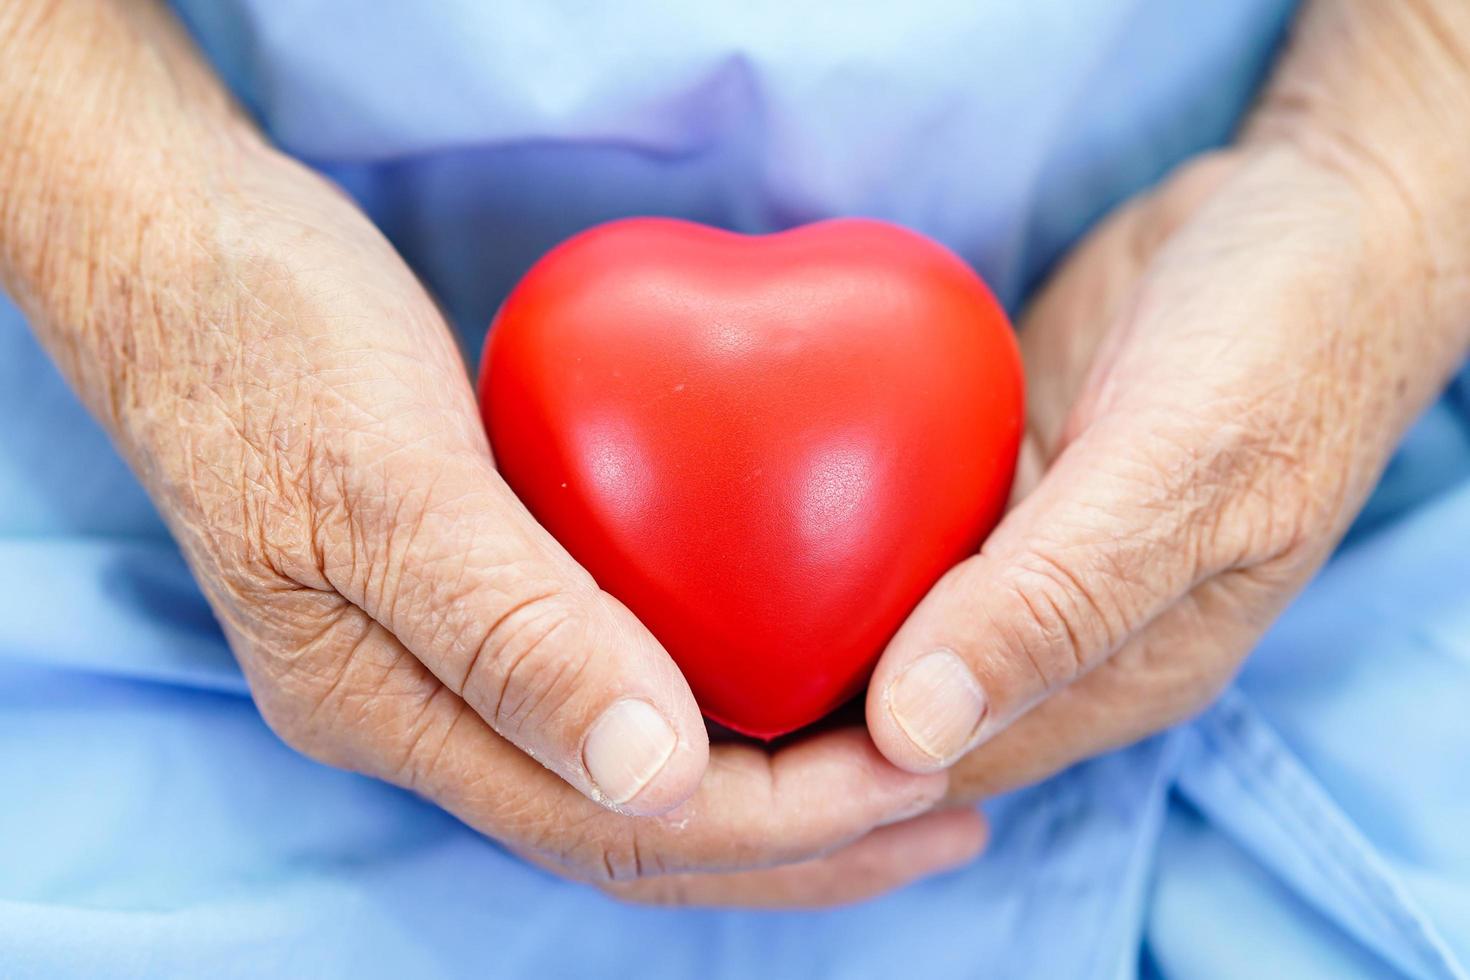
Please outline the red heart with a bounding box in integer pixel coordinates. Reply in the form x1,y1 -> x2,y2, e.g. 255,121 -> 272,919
480,218 -> 1022,739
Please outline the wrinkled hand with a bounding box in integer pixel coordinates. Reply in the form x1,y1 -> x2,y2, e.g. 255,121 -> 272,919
866,0 -> 1470,796
24,141 -> 982,905
1,0 -> 983,907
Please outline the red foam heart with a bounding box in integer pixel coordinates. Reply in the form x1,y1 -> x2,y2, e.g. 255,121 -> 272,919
480,218 -> 1022,739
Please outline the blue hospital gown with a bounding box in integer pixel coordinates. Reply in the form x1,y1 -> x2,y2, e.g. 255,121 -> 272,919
3,2 -> 1469,977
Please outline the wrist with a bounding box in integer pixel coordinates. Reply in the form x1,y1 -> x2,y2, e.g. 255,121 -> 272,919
0,0 -> 275,437
1246,0 -> 1470,356
0,0 -> 264,313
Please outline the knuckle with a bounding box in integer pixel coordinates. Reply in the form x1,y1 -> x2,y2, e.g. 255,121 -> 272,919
590,830 -> 665,885
1001,547 -> 1127,687
547,819 -> 668,886
461,586 -> 591,736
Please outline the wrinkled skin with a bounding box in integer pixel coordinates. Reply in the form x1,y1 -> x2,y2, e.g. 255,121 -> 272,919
2,0 -> 1468,908
866,1 -> 1470,795
890,143 -> 1470,800
113,156 -> 980,897
0,0 -> 982,908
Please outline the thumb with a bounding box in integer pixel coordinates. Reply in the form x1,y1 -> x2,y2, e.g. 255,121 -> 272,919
321,447 -> 709,816
865,413 -> 1221,772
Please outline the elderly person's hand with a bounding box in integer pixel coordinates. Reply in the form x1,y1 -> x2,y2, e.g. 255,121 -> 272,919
865,0 -> 1470,797
0,0 -> 984,906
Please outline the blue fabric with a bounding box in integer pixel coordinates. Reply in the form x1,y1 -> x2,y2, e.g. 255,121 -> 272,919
3,1 -> 1468,976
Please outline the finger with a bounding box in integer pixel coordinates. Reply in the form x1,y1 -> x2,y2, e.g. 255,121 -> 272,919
943,568 -> 1286,800
618,728 -> 954,875
259,612 -> 955,881
316,440 -> 708,816
866,412 -> 1234,773
601,808 -> 987,908
496,728 -> 955,882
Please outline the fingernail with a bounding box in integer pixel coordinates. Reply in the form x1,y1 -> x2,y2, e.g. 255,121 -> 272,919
583,699 -> 677,806
885,650 -> 987,765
